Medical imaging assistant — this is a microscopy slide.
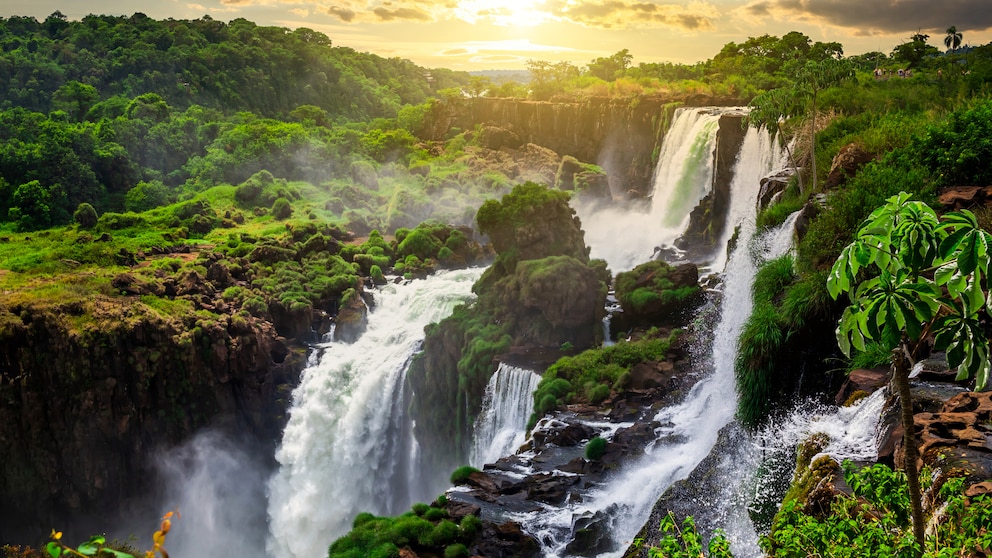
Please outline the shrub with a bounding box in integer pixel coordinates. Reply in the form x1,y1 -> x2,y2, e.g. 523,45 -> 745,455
585,436 -> 607,460
450,466 -> 479,484
272,197 -> 293,220
73,203 -> 97,229
444,543 -> 469,558
459,514 -> 482,540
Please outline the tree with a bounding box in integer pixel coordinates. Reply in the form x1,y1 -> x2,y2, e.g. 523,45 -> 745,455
51,81 -> 99,122
944,26 -> 963,52
892,33 -> 939,69
747,58 -> 854,192
586,49 -> 633,81
466,75 -> 491,98
828,192 -> 992,552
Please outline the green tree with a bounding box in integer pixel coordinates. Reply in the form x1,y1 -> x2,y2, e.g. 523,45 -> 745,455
944,26 -> 963,52
586,49 -> 633,81
892,33 -> 939,69
827,192 -> 992,550
51,81 -> 99,122
466,75 -> 491,98
747,58 -> 854,192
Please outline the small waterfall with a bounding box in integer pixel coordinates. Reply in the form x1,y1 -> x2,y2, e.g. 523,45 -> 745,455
266,268 -> 484,558
470,363 -> 542,467
578,108 -> 723,272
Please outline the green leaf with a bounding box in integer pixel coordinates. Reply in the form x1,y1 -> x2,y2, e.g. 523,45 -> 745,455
46,542 -> 63,558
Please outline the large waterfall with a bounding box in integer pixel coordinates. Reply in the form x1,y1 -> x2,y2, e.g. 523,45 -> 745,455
266,268 -> 484,558
470,363 -> 542,468
578,108 -> 723,272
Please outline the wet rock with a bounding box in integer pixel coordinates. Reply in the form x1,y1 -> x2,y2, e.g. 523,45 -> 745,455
471,521 -> 540,558
446,500 -> 481,521
525,473 -> 579,504
565,508 -> 619,556
757,168 -> 795,211
835,367 -> 888,405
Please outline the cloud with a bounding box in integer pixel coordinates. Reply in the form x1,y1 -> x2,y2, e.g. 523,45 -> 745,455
440,47 -> 471,55
736,0 -> 992,36
545,0 -> 719,31
373,6 -> 433,21
327,5 -> 357,22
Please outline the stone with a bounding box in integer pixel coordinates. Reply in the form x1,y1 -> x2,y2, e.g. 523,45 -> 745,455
938,186 -> 992,210
825,143 -> 875,189
834,367 -> 888,406
757,168 -> 795,212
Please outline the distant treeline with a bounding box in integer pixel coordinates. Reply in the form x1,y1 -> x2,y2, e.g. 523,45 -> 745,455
0,11 -> 469,120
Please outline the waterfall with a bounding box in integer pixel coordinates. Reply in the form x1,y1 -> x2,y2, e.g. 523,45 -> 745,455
266,268 -> 484,558
469,363 -> 542,467
516,123 -> 790,556
578,108 -> 723,272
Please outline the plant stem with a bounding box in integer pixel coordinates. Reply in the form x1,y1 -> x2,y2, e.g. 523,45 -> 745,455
892,342 -> 925,554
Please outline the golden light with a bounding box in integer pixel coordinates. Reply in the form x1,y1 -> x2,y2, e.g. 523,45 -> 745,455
454,0 -> 552,27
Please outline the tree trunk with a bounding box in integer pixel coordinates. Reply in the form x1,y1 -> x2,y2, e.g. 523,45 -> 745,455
892,344 -> 925,553
777,122 -> 804,194
810,92 -> 818,192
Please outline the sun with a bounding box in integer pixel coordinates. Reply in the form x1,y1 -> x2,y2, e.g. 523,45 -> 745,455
454,0 -> 552,27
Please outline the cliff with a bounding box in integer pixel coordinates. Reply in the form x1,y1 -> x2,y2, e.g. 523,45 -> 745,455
0,293 -> 305,542
422,97 -> 686,197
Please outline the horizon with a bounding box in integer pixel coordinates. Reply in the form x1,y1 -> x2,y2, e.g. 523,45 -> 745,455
3,1 -> 992,72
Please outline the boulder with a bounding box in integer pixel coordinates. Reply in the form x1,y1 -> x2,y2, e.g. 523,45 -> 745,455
938,186 -> 992,210
478,125 -> 523,150
824,143 -> 875,189
834,367 -> 888,406
757,168 -> 795,211
613,261 -> 701,329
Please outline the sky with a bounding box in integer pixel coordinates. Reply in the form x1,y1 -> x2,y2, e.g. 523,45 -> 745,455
5,0 -> 992,71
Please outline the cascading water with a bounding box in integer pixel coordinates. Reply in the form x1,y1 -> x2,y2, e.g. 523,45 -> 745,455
578,108 -> 723,272
266,268 -> 484,558
514,122 -> 789,556
469,363 -> 542,468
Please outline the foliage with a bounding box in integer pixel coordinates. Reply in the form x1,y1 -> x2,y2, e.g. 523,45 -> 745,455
648,513 -> 733,558
73,203 -> 97,229
529,333 -> 673,428
614,260 -> 700,314
42,512 -> 176,558
449,466 -> 480,484
584,436 -> 607,460
328,502 -> 481,558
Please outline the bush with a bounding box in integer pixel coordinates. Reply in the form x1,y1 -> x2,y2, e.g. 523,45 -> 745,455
444,543 -> 469,558
459,514 -> 482,540
450,466 -> 479,484
73,202 -> 97,229
585,436 -> 607,460
423,507 -> 447,522
272,197 -> 293,220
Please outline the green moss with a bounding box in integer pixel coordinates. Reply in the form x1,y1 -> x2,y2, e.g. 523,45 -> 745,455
450,465 -> 480,484
585,436 -> 607,460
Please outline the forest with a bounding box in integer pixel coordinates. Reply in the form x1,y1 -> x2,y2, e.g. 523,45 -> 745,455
2,9 -> 992,558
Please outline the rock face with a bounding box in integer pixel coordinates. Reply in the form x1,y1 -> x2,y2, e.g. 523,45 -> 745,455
0,299 -> 304,542
422,97 -> 746,198
675,111 -> 749,258
938,185 -> 992,210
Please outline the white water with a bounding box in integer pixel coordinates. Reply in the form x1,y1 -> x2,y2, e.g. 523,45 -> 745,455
266,268 -> 484,558
470,363 -> 542,467
578,108 -> 723,272
520,131 -> 793,556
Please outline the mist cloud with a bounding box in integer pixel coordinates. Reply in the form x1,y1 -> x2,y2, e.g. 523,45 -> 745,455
737,0 -> 992,36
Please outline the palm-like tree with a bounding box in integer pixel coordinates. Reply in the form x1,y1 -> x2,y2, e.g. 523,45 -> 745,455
945,26 -> 963,52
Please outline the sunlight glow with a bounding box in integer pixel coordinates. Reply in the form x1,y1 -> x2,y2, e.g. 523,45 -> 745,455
454,0 -> 552,27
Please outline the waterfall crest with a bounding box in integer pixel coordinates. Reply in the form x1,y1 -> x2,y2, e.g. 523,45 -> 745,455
266,268 -> 484,558
470,363 -> 542,468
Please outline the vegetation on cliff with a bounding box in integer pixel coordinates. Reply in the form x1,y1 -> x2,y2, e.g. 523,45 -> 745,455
408,182 -> 608,483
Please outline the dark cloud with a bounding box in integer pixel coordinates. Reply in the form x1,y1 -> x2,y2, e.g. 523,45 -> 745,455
327,6 -> 356,22
743,0 -> 992,35
373,6 -> 432,21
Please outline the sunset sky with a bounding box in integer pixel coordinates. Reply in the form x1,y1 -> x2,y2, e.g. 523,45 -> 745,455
5,1 -> 992,71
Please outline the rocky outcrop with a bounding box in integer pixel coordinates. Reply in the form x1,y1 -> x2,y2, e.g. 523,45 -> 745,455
757,168 -> 796,212
675,111 -> 749,258
613,261 -> 702,332
938,185 -> 992,210
0,297 -> 305,542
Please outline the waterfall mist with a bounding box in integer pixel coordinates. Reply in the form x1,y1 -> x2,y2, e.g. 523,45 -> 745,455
149,429 -> 269,558
266,268 -> 484,558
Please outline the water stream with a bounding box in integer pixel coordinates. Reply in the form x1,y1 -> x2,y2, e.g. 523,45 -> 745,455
470,363 -> 542,468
